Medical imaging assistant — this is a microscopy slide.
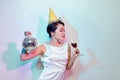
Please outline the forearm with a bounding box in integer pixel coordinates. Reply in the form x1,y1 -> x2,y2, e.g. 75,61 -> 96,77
20,48 -> 36,61
20,45 -> 44,61
66,53 -> 79,70
20,48 -> 29,61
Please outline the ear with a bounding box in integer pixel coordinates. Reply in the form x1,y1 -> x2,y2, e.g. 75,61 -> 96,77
51,32 -> 55,36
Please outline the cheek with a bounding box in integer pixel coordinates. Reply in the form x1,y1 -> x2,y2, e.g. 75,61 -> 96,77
55,33 -> 62,39
56,33 -> 61,38
55,31 -> 60,36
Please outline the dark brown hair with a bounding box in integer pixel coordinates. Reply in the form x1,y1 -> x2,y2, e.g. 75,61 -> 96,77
47,20 -> 64,38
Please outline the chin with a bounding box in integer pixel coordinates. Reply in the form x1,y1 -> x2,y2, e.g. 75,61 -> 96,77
61,38 -> 66,42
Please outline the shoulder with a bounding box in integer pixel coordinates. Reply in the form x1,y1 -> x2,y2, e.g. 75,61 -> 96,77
37,43 -> 46,53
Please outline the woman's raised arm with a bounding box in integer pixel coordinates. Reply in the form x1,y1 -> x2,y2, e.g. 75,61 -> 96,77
20,45 -> 45,61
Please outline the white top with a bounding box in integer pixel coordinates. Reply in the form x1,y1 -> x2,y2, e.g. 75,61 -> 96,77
38,42 -> 68,80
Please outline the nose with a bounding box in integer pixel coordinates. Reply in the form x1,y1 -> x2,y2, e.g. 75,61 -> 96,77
62,32 -> 65,35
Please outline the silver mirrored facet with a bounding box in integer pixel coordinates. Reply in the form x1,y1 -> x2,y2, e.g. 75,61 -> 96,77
22,36 -> 38,52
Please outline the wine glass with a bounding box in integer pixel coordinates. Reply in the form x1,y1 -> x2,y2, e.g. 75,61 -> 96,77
70,39 -> 77,48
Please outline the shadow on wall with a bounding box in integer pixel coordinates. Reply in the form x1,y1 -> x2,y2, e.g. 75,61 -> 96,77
1,17 -> 48,80
36,17 -> 50,44
2,42 -> 29,70
31,56 -> 43,80
64,48 -> 99,80
62,16 -> 100,80
2,42 -> 43,80
31,17 -> 50,80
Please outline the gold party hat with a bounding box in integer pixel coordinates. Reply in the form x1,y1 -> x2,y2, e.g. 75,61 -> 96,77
49,8 -> 59,24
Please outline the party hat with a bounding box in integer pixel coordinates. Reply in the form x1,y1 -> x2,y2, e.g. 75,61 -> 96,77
49,8 -> 59,24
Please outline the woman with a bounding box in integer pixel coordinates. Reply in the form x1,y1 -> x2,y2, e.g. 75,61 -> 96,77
20,20 -> 80,80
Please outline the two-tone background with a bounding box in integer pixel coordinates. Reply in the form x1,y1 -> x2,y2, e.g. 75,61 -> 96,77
0,0 -> 120,80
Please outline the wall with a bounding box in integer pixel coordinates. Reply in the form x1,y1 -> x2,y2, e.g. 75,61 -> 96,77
0,0 -> 120,80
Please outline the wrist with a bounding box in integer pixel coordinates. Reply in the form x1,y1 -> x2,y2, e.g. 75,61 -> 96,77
72,53 -> 78,59
74,53 -> 79,58
21,48 -> 28,54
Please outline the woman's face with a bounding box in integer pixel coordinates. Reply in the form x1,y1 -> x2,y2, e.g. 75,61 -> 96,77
52,24 -> 65,42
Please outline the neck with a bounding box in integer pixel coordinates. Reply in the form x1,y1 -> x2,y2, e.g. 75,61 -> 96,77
50,37 -> 64,46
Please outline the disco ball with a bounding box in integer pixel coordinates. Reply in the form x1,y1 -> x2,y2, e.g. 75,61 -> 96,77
22,37 -> 38,52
